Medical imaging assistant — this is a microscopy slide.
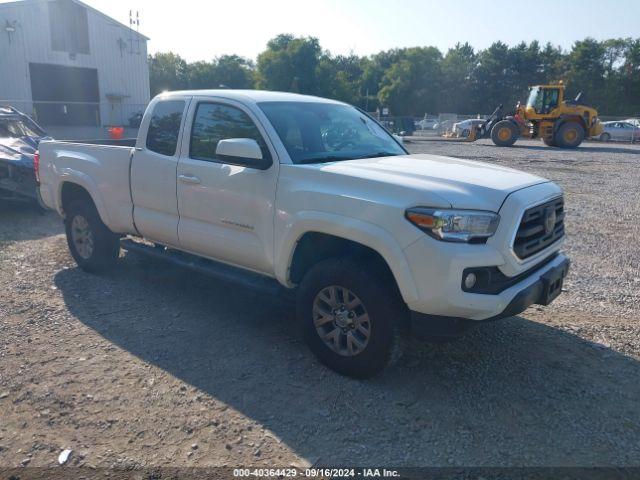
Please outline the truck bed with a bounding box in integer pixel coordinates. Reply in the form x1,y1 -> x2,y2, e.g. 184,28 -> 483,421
55,138 -> 137,147
38,140 -> 137,235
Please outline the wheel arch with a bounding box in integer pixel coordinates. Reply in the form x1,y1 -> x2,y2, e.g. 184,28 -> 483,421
59,179 -> 110,226
556,114 -> 587,132
289,232 -> 393,282
276,214 -> 420,305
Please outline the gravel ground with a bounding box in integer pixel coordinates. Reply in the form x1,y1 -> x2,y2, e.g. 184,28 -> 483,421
1,139 -> 639,469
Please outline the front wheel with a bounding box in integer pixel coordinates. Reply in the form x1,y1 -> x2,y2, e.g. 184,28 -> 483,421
491,120 -> 518,147
296,257 -> 403,378
65,200 -> 120,273
599,132 -> 611,142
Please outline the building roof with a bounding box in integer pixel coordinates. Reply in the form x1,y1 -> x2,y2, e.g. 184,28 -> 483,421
158,89 -> 345,105
0,0 -> 149,40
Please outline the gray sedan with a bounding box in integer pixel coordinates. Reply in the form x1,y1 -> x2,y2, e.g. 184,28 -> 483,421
597,121 -> 640,142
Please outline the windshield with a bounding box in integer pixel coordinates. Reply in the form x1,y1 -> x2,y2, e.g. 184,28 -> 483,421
526,87 -> 560,114
526,87 -> 541,110
258,101 -> 406,164
0,119 -> 42,139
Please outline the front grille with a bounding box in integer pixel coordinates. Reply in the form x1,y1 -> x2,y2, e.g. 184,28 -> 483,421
514,197 -> 565,259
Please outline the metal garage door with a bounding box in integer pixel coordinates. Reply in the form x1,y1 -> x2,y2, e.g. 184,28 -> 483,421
29,63 -> 100,126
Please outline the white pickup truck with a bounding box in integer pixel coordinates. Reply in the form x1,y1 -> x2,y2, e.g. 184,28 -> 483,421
38,90 -> 569,377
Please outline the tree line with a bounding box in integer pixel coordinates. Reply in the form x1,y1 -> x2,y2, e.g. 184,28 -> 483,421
149,35 -> 640,117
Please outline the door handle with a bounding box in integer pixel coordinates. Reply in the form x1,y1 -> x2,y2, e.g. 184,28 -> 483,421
178,174 -> 201,185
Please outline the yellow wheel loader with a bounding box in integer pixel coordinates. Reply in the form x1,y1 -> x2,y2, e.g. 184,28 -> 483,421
475,82 -> 603,148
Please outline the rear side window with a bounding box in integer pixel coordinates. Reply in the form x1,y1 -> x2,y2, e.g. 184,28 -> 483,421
190,103 -> 270,162
146,100 -> 185,156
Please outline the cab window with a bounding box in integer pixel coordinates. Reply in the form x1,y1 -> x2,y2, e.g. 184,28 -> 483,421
146,100 -> 185,156
189,103 -> 271,164
542,89 -> 559,113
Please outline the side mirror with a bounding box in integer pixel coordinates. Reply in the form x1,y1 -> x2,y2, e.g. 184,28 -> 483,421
215,138 -> 271,170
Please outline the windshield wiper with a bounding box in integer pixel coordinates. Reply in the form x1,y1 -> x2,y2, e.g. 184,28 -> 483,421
296,155 -> 355,165
296,151 -> 401,165
359,151 -> 402,159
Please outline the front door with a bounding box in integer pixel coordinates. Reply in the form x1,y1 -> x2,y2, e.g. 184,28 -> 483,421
176,99 -> 278,275
131,98 -> 189,247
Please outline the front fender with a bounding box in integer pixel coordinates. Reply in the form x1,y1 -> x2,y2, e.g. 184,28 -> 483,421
275,210 -> 420,305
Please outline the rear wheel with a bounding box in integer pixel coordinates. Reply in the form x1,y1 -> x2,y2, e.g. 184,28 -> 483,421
491,120 -> 518,147
296,257 -> 403,378
65,200 -> 120,273
555,122 -> 585,148
543,137 -> 557,147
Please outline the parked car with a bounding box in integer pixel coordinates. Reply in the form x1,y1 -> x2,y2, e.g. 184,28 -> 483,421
416,118 -> 439,130
597,121 -> 640,142
0,106 -> 51,205
38,90 -> 569,378
435,119 -> 454,132
452,118 -> 486,137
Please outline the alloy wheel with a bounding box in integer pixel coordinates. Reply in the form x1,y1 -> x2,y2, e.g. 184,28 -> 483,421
312,285 -> 371,356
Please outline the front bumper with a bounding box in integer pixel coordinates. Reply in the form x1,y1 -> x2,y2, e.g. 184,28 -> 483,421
410,256 -> 570,339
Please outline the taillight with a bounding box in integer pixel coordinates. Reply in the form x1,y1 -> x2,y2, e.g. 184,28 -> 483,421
34,150 -> 40,184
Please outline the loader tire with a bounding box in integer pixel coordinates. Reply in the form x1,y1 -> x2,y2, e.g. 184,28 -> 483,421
491,120 -> 518,147
543,137 -> 557,147
555,122 -> 584,149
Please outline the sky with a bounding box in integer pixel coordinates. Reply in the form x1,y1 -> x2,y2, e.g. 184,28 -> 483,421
5,0 -> 640,61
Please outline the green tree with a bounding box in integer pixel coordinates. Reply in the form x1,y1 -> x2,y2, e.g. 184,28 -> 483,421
149,34 -> 640,117
359,51 -> 404,111
378,47 -> 442,116
188,55 -> 254,90
566,38 -> 606,109
439,43 -> 476,113
539,43 -> 567,83
256,34 -> 321,93
472,41 -> 513,112
316,54 -> 363,105
148,52 -> 188,96
621,39 -> 640,115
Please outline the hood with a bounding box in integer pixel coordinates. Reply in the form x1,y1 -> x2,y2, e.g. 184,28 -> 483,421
304,154 -> 548,211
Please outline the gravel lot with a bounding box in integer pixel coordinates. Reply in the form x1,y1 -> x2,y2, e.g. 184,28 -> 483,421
1,139 -> 639,469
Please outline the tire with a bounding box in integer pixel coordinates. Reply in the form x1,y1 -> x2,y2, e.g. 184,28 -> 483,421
64,199 -> 120,273
555,122 -> 585,148
599,132 -> 611,142
543,137 -> 556,147
491,120 -> 518,147
296,257 -> 403,378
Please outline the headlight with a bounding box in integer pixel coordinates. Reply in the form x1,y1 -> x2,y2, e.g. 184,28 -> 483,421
405,208 -> 500,243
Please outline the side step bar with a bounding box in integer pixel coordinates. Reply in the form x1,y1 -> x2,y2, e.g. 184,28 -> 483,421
120,238 -> 294,300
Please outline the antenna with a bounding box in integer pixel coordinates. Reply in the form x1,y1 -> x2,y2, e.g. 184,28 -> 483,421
136,11 -> 141,55
128,9 -> 133,54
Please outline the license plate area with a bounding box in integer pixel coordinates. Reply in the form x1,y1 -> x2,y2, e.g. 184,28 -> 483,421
539,260 -> 570,306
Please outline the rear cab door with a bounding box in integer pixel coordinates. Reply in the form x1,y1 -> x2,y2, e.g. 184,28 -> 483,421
131,96 -> 191,247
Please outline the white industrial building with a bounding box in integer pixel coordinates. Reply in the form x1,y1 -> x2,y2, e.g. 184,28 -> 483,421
0,0 -> 149,127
